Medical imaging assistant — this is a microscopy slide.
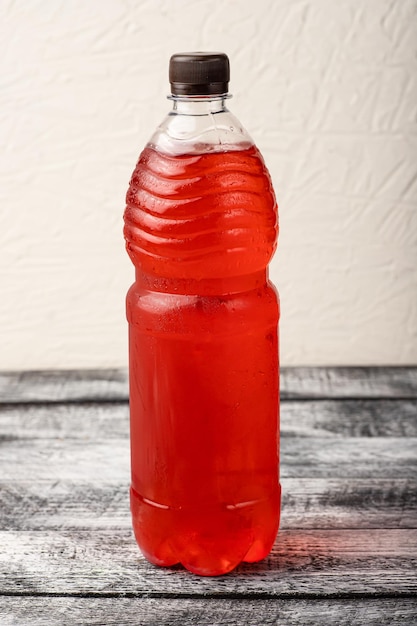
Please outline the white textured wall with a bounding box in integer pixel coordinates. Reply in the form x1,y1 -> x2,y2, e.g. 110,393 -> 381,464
1,0 -> 416,369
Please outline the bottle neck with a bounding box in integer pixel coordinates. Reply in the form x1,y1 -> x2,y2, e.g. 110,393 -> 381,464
169,95 -> 229,116
148,92 -> 251,155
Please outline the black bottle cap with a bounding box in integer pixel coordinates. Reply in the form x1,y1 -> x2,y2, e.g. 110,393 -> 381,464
169,52 -> 230,96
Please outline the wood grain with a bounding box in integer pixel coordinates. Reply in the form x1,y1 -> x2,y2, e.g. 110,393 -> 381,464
0,436 -> 415,481
1,367 -> 416,403
2,529 -> 417,596
0,369 -> 128,404
1,478 -> 415,532
1,398 -> 416,439
1,597 -> 416,626
1,367 -> 416,624
280,367 -> 417,400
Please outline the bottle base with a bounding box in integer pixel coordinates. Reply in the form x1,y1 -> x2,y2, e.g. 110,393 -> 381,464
130,486 -> 281,576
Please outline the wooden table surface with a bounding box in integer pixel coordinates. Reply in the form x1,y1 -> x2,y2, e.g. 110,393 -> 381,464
0,367 -> 416,625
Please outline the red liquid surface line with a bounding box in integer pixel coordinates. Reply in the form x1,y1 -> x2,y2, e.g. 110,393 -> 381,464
125,145 -> 280,576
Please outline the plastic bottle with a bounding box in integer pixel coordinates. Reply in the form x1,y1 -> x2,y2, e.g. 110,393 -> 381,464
124,52 -> 280,576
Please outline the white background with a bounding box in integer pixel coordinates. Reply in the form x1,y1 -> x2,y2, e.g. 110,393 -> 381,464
1,0 -> 416,369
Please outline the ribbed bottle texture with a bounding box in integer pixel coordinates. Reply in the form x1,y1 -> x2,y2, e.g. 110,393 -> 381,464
124,145 -> 277,280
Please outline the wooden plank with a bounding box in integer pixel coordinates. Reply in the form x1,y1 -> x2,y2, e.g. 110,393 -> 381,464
0,438 -> 130,482
0,402 -> 130,440
281,367 -> 417,400
1,597 -> 416,626
1,399 -> 416,440
1,529 -> 416,596
280,399 -> 417,437
281,437 -> 417,479
0,436 -> 415,481
281,478 -> 417,530
0,480 -> 130,531
1,367 -> 417,404
1,478 -> 416,532
0,369 -> 128,404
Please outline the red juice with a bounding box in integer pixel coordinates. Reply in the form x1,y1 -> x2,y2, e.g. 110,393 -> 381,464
124,144 -> 280,576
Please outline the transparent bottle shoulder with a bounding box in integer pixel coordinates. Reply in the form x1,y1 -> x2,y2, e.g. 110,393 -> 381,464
149,106 -> 255,156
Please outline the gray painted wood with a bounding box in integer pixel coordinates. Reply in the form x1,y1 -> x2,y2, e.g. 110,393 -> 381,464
0,369 -> 129,404
0,401 -> 130,440
1,478 -> 416,532
1,597 -> 416,626
0,436 -> 415,481
2,529 -> 417,596
1,367 -> 416,403
1,398 -> 416,439
281,367 -> 417,400
1,367 -> 416,624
